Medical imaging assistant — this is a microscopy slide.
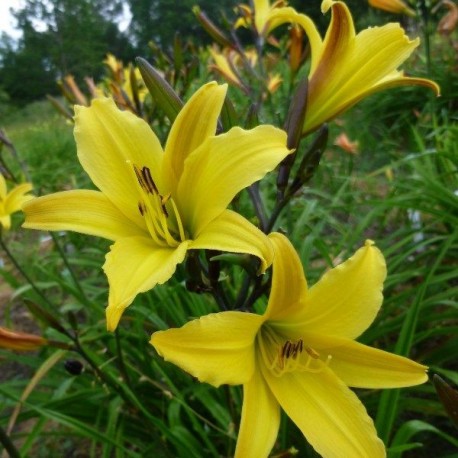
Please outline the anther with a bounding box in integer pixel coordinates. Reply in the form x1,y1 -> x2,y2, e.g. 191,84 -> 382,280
141,166 -> 158,194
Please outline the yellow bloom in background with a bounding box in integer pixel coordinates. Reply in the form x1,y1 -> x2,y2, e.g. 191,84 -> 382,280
23,83 -> 291,331
369,0 -> 416,17
209,47 -> 247,92
151,233 -> 428,457
0,174 -> 33,231
302,0 -> 439,134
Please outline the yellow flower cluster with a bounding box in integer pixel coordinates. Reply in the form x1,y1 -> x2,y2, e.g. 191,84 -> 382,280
21,1 -> 439,456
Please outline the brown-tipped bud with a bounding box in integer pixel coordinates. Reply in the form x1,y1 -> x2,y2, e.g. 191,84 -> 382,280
136,57 -> 183,123
284,78 -> 308,150
84,77 -> 100,99
0,327 -> 47,351
47,95 -> 74,122
433,375 -> 458,428
129,65 -> 142,115
289,24 -> 304,74
193,6 -> 234,49
63,75 -> 88,106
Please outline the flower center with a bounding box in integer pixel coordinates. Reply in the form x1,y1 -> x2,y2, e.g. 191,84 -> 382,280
131,163 -> 186,247
258,326 -> 331,377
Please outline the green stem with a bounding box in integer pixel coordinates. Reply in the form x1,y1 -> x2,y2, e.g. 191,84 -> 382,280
49,232 -> 88,303
0,423 -> 21,458
0,232 -> 54,309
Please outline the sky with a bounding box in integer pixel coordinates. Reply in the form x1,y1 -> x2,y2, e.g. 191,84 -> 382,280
0,0 -> 131,40
0,0 -> 23,39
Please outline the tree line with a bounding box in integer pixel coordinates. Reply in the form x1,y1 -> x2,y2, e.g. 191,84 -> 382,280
0,0 -> 370,105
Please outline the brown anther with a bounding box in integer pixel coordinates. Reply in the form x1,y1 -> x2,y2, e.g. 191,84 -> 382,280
141,166 -> 158,194
305,347 -> 320,359
138,202 -> 146,216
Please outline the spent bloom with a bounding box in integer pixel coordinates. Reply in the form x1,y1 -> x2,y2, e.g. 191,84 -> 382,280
0,173 -> 33,231
23,83 -> 291,331
152,233 -> 428,457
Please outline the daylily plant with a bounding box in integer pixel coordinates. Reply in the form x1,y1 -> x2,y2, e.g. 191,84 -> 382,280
23,82 -> 291,331
151,233 -> 428,457
0,173 -> 33,231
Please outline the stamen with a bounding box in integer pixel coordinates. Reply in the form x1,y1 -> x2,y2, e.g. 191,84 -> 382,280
264,336 -> 330,377
141,166 -> 158,194
129,161 -> 184,247
138,202 -> 146,216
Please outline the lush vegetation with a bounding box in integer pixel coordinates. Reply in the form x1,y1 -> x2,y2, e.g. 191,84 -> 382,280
0,0 -> 457,456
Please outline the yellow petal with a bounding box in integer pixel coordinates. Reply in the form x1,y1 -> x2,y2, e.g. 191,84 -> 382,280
151,311 -> 264,387
163,82 -> 227,192
264,233 -> 308,321
235,367 -> 280,458
262,366 -> 386,457
0,215 -> 11,230
189,209 -> 274,273
74,97 -> 164,228
104,237 -> 189,331
298,240 -> 387,339
325,338 -> 428,388
177,125 -> 290,236
4,183 -> 33,214
23,190 -> 146,240
266,8 -> 323,72
0,174 -> 6,200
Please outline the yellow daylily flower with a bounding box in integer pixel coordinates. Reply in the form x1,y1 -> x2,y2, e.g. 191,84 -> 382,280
235,0 -> 298,37
209,47 -> 247,92
23,83 -> 291,331
151,233 -> 428,457
301,0 -> 440,134
369,0 -> 416,17
0,174 -> 33,231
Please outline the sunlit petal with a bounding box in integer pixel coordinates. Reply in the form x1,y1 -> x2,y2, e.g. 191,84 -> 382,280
0,215 -> 11,230
177,125 -> 290,235
263,366 -> 386,457
104,237 -> 189,331
74,97 -> 164,227
190,209 -> 274,273
151,311 -> 264,387
297,241 -> 386,339
0,174 -> 6,200
23,190 -> 146,240
264,233 -> 308,321
163,82 -> 227,191
235,366 -> 280,458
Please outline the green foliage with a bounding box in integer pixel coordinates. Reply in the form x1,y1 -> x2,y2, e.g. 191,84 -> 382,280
0,1 -> 457,456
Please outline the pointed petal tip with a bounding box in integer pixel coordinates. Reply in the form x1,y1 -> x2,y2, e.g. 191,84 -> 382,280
106,304 -> 123,332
